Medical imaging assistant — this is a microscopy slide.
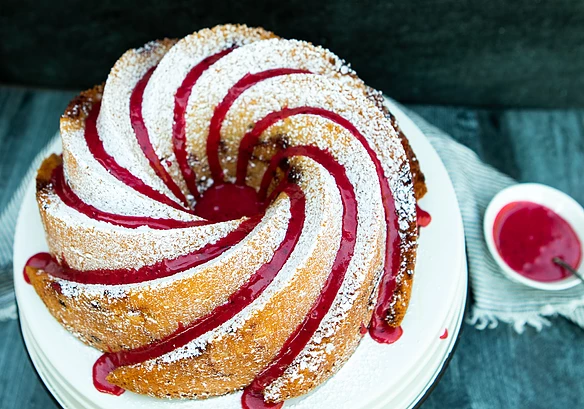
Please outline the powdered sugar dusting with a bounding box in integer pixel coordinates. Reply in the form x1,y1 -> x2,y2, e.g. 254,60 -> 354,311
142,25 -> 277,193
98,39 -> 181,202
39,190 -> 240,271
61,111 -> 196,220
38,24 -> 420,401
180,38 -> 356,183
151,160 -> 345,365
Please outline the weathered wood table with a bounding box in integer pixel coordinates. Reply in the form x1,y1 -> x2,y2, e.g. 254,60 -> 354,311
1,86 -> 583,408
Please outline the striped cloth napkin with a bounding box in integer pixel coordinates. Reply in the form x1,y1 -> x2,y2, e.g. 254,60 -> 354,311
1,105 -> 584,331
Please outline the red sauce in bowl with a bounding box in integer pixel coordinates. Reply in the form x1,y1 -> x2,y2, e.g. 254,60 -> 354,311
493,201 -> 582,282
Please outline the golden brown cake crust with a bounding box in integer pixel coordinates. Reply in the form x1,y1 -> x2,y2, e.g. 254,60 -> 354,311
365,87 -> 427,201
25,24 -> 426,402
28,154 -> 385,400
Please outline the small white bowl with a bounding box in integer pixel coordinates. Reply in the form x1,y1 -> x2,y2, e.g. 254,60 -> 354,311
484,183 -> 584,291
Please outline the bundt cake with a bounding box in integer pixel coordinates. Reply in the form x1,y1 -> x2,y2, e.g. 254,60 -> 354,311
24,24 -> 427,408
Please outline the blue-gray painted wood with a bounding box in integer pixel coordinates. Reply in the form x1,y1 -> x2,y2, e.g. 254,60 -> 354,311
2,0 -> 584,108
0,87 -> 582,409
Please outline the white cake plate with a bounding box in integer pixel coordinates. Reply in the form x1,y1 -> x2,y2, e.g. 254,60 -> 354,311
14,100 -> 467,409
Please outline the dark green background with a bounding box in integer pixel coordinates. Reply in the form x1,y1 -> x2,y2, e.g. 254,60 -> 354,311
1,0 -> 583,108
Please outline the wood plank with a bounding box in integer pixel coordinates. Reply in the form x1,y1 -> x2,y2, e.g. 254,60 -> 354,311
0,319 -> 59,409
0,87 -> 75,211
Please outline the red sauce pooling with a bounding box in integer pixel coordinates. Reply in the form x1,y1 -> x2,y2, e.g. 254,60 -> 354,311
92,184 -> 306,394
93,354 -> 123,395
416,204 -> 431,228
24,253 -> 58,284
173,47 -> 236,198
193,183 -> 263,222
493,201 -> 581,282
440,328 -> 448,340
130,66 -> 189,206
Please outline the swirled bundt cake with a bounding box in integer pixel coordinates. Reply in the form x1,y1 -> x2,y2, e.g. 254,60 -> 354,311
25,24 -> 427,407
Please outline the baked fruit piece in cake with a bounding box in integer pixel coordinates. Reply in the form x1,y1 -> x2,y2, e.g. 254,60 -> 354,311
25,24 -> 427,405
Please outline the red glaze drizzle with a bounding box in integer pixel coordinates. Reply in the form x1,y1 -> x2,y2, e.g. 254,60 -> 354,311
359,322 -> 368,335
368,314 -> 403,344
93,184 -> 306,395
24,54 -> 419,407
52,164 -> 208,230
130,66 -> 189,206
85,101 -> 190,213
245,145 -> 357,400
440,328 -> 448,340
235,106 -> 404,347
22,254 -> 37,283
416,204 -> 432,228
242,389 -> 284,409
23,213 -> 259,284
207,69 -> 310,182
173,47 -> 236,198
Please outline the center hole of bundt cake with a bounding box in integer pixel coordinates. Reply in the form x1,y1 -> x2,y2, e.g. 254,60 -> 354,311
193,183 -> 263,222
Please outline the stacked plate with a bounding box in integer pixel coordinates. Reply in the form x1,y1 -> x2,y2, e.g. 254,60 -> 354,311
13,101 -> 467,409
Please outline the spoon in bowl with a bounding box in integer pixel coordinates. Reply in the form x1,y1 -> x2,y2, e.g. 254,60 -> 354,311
552,257 -> 584,283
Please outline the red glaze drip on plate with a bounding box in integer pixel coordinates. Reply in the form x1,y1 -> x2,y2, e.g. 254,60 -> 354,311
242,388 -> 284,409
93,354 -> 123,395
368,313 -> 403,344
24,253 -> 61,284
493,201 -> 582,282
173,47 -> 237,198
440,328 -> 448,340
416,204 -> 431,228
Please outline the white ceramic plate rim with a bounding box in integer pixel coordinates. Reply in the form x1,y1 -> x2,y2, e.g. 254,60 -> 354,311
484,183 -> 584,290
14,100 -> 467,409
19,265 -> 467,409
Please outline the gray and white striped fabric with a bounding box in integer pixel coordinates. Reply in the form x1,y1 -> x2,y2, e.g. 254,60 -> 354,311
0,135 -> 58,321
404,107 -> 584,331
2,109 -> 584,331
